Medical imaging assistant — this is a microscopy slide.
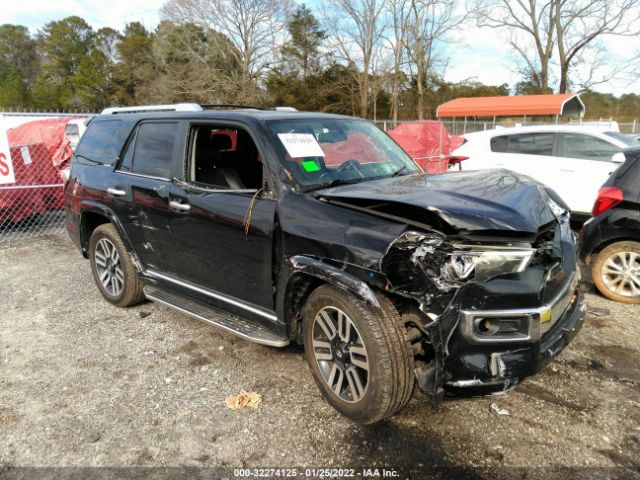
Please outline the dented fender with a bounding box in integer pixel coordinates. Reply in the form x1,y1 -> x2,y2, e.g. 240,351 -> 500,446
287,255 -> 381,308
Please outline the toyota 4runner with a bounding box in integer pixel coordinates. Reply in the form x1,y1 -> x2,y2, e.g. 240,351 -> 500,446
65,104 -> 586,424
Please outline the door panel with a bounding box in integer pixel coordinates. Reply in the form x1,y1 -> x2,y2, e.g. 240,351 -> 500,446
108,173 -> 175,270
168,184 -> 276,310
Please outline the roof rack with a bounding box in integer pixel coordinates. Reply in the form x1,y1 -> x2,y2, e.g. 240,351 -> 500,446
200,104 -> 265,110
101,103 -> 203,114
100,103 -> 300,115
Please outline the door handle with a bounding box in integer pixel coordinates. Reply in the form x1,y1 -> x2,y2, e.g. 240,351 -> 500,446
107,187 -> 126,197
169,199 -> 191,212
559,169 -> 574,172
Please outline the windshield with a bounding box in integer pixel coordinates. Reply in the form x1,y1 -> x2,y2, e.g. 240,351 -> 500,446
604,131 -> 635,147
266,118 -> 420,190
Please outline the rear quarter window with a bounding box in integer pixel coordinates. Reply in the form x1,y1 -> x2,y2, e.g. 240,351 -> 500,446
74,120 -> 132,166
491,133 -> 554,156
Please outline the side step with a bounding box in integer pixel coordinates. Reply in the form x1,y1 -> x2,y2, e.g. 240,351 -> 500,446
144,286 -> 289,347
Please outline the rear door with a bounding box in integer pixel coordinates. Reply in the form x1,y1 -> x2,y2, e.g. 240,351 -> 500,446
108,120 -> 181,271
554,132 -> 624,214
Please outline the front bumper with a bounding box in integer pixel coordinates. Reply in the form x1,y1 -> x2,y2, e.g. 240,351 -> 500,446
442,272 -> 586,395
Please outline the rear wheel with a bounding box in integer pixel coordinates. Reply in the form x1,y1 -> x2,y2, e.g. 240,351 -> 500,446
89,223 -> 145,307
592,241 -> 640,304
302,285 -> 414,424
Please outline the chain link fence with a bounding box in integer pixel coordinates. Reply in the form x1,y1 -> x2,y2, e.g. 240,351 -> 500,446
0,112 -> 90,246
1,110 -> 637,247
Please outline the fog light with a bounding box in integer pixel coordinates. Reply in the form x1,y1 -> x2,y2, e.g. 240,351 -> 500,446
475,317 -> 500,335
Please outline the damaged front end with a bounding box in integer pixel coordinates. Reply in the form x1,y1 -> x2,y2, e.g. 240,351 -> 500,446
381,209 -> 586,399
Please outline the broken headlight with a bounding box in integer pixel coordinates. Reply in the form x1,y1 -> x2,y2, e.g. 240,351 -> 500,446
440,245 -> 535,284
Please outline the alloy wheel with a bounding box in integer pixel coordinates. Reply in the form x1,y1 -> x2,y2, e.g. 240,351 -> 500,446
311,306 -> 369,403
601,251 -> 640,298
94,237 -> 125,296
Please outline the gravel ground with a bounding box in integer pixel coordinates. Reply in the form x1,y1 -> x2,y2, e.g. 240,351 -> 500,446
1,231 -> 639,478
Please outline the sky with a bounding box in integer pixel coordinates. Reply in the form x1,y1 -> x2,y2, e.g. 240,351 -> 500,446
1,0 -> 638,96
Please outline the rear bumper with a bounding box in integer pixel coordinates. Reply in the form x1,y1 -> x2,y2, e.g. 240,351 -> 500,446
443,274 -> 586,396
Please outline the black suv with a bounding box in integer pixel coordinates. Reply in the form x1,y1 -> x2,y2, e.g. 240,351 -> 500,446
580,147 -> 640,304
65,104 -> 585,424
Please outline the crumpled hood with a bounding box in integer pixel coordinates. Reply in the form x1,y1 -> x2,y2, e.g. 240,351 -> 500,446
316,170 -> 560,233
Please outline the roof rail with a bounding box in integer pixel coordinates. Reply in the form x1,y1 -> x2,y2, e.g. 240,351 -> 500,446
101,103 -> 203,115
274,106 -> 298,112
200,104 -> 265,110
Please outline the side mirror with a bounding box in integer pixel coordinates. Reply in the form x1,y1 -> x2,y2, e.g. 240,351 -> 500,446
611,152 -> 625,164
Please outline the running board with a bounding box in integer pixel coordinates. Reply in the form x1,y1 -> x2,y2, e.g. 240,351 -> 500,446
144,286 -> 289,347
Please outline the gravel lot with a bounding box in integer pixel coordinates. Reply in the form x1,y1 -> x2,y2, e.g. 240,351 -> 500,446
1,231 -> 639,477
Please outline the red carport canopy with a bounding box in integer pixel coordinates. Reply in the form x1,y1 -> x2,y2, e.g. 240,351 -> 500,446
436,94 -> 584,118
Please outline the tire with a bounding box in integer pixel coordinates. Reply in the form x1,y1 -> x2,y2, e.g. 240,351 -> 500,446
89,223 -> 145,307
302,285 -> 414,424
592,241 -> 640,304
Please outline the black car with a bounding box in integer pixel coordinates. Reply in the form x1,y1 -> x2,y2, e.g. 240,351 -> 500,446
580,147 -> 640,304
65,104 -> 585,424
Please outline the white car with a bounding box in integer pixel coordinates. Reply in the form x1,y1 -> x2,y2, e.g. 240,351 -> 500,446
451,125 -> 635,216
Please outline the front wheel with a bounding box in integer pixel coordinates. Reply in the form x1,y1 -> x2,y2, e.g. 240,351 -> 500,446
592,241 -> 640,304
302,285 -> 414,424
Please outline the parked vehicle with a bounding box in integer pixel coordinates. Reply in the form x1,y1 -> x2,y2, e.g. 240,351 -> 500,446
65,104 -> 585,423
451,125 -> 635,218
579,147 -> 640,304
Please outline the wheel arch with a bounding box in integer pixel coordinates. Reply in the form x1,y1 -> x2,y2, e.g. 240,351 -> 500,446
279,255 -> 383,342
586,236 -> 640,265
79,203 -> 141,271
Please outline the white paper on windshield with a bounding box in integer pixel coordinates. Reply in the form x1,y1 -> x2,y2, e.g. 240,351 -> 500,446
277,133 -> 325,158
20,146 -> 32,165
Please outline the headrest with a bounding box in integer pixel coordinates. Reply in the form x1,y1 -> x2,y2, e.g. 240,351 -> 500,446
210,133 -> 232,151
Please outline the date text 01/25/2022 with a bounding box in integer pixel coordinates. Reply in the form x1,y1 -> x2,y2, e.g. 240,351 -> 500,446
233,468 -> 400,478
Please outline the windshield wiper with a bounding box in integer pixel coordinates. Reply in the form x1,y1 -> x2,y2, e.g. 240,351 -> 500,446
390,165 -> 407,177
302,177 -> 367,193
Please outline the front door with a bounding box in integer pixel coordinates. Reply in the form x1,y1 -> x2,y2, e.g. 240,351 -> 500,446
166,122 -> 276,310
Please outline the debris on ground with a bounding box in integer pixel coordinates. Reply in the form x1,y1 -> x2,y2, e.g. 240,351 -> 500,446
490,403 -> 510,416
225,391 -> 262,410
588,307 -> 610,317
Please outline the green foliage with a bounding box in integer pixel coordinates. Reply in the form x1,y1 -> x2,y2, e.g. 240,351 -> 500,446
72,49 -> 113,109
38,16 -> 95,79
280,5 -> 326,78
0,61 -> 28,107
112,22 -> 155,105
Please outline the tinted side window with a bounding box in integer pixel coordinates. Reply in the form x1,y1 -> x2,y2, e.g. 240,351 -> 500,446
131,123 -> 178,178
490,135 -> 508,153
505,133 -> 554,155
74,120 -> 132,165
560,133 -> 621,161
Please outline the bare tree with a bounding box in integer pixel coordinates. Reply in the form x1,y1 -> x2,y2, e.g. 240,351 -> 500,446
553,0 -> 640,93
161,0 -> 290,102
323,0 -> 388,117
386,0 -> 410,121
472,0 -> 555,93
406,0 -> 464,119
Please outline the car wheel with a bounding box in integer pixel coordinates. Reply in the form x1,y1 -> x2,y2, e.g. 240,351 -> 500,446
592,241 -> 640,304
302,285 -> 414,424
89,223 -> 145,307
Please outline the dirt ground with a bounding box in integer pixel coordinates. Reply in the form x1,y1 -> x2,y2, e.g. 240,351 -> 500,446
1,231 -> 639,479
